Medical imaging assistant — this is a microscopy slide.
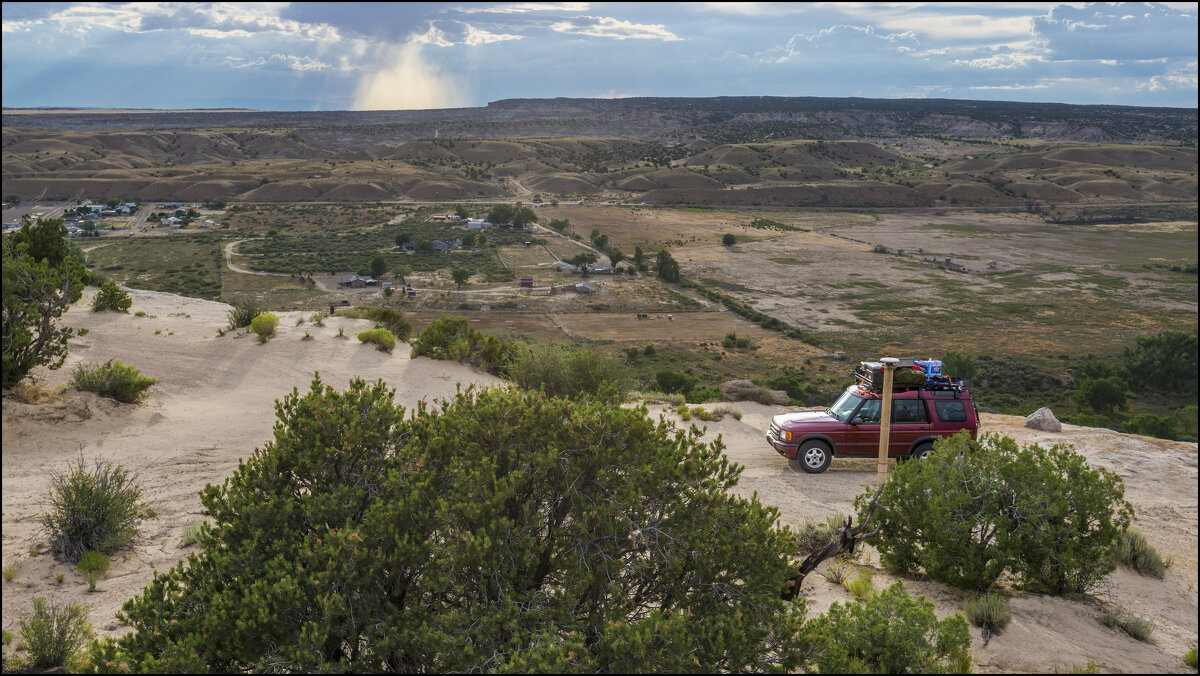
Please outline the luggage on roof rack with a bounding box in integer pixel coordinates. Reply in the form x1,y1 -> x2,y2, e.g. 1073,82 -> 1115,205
855,360 -> 927,392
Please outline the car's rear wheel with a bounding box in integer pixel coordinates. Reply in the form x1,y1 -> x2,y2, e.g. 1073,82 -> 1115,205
911,442 -> 934,461
797,440 -> 832,474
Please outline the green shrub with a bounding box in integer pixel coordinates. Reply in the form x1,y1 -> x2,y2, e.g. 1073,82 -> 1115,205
3,566 -> 15,582
685,387 -> 722,404
963,593 -> 1011,634
1074,376 -> 1128,413
1122,614 -> 1153,641
91,281 -> 131,312
1114,527 -> 1167,578
1070,412 -> 1113,429
249,312 -> 279,342
412,316 -> 508,373
1097,609 -> 1122,629
1055,659 -> 1101,674
843,576 -> 873,600
357,328 -> 397,353
766,367 -> 808,405
643,344 -> 655,356
801,580 -> 972,674
362,306 -> 412,341
225,298 -> 262,330
87,378 -> 810,673
18,597 -> 94,668
71,359 -> 156,403
1183,647 -> 1197,668
503,341 -> 630,399
796,515 -> 842,557
1121,413 -> 1178,440
655,370 -> 697,395
676,402 -> 692,421
859,431 -> 1132,593
55,573 -> 64,584
76,551 -> 110,591
41,454 -> 157,563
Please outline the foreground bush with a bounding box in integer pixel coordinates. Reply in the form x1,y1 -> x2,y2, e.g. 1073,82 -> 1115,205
802,580 -> 972,674
356,328 -> 396,352
91,281 -> 131,313
225,298 -> 262,330
503,341 -> 631,399
249,312 -> 279,342
89,379 -> 808,673
42,455 -> 157,563
18,597 -> 93,668
860,432 -> 1131,593
71,359 -> 156,403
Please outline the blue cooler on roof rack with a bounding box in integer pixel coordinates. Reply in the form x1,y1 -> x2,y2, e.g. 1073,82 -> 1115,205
915,359 -> 942,377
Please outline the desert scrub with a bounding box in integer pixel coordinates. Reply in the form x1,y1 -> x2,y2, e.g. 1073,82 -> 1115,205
1114,526 -> 1168,578
676,402 -> 692,421
41,454 -> 157,563
357,328 -> 397,352
1122,614 -> 1153,641
91,281 -> 131,312
1183,647 -> 1197,668
71,359 -> 156,403
54,573 -> 64,584
76,551 -> 110,591
3,566 -> 15,582
225,298 -> 263,330
964,592 -> 1012,634
18,597 -> 94,668
823,556 -> 853,585
301,330 -> 313,341
712,403 -> 742,420
250,312 -> 279,342
796,515 -> 843,556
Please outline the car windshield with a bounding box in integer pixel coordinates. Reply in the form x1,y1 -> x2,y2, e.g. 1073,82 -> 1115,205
827,389 -> 865,423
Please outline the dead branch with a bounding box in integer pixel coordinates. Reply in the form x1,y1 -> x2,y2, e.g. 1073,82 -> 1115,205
781,487 -> 885,601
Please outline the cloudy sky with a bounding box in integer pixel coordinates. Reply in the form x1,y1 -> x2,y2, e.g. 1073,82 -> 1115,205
2,2 -> 1197,111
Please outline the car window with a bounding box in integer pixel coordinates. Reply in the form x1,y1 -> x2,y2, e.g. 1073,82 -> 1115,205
856,399 -> 881,423
830,390 -> 865,422
934,400 -> 968,423
893,399 -> 929,423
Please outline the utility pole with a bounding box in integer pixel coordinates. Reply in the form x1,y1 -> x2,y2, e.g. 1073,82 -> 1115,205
876,357 -> 899,486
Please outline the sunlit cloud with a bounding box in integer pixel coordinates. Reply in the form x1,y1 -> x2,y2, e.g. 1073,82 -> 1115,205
550,15 -> 681,41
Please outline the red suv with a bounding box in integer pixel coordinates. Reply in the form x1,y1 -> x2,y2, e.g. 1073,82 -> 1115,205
766,383 -> 979,473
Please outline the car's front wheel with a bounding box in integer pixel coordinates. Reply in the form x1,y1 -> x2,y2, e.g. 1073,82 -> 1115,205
797,440 -> 832,474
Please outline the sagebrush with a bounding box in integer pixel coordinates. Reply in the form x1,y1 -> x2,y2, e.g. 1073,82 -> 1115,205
225,298 -> 263,330
18,597 -> 93,668
357,328 -> 396,352
41,454 -> 157,563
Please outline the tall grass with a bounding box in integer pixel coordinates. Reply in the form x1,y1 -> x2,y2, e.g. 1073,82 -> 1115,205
1114,527 -> 1168,578
964,593 -> 1012,634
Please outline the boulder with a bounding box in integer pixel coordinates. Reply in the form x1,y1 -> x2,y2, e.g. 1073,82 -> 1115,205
1025,407 -> 1062,432
719,379 -> 789,405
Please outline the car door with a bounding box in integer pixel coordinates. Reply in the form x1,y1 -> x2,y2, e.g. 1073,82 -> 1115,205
844,398 -> 930,456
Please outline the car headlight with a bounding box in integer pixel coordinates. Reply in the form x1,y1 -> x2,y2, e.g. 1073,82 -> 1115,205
782,430 -> 793,442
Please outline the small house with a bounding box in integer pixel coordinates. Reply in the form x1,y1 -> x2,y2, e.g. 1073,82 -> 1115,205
338,275 -> 376,288
572,282 -> 594,294
519,276 -> 534,288
552,261 -> 579,273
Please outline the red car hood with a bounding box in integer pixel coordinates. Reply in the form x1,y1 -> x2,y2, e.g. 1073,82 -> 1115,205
773,410 -> 837,429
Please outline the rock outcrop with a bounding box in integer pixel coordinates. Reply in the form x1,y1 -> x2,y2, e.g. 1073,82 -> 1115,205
1025,407 -> 1063,432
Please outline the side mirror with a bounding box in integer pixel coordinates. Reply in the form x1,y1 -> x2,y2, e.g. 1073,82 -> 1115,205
851,416 -> 864,425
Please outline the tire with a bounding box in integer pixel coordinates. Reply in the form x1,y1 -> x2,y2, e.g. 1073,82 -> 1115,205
797,440 -> 832,474
911,442 -> 934,461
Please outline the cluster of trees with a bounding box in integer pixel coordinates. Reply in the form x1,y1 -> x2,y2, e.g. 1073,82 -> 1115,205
486,203 -> 538,228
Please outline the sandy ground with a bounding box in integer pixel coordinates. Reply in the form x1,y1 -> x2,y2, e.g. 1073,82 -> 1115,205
2,288 -> 1196,672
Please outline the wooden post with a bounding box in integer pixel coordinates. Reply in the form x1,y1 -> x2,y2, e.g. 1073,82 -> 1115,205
877,357 -> 899,486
